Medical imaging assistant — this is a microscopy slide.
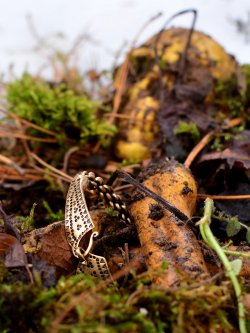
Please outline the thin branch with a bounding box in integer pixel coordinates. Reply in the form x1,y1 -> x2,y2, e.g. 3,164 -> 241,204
112,12 -> 162,121
152,9 -> 197,104
31,164 -> 72,183
62,146 -> 80,173
1,109 -> 57,136
29,152 -> 72,181
198,194 -> 250,200
108,169 -> 189,222
184,117 -> 244,168
0,132 -> 56,143
0,154 -> 25,175
184,132 -> 214,168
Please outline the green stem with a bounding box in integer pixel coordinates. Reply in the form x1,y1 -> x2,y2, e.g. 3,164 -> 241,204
198,198 -> 246,333
222,240 -> 233,249
223,250 -> 250,259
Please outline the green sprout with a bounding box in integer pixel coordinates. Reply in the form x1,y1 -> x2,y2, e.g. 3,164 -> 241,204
43,200 -> 64,222
197,198 -> 247,333
16,203 -> 37,232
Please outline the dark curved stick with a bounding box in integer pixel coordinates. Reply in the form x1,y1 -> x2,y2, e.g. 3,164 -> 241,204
152,9 -> 197,103
108,170 -> 189,222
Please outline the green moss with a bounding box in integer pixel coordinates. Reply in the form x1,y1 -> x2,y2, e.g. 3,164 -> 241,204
7,73 -> 117,146
16,203 -> 37,232
0,282 -> 54,332
0,271 -> 241,333
242,64 -> 250,105
210,132 -> 233,151
174,120 -> 200,142
214,76 -> 245,117
43,200 -> 64,222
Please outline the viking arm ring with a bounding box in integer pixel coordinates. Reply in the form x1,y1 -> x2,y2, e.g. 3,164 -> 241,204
65,171 -> 131,280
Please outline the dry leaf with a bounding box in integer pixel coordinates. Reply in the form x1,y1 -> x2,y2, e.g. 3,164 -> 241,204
0,233 -> 28,267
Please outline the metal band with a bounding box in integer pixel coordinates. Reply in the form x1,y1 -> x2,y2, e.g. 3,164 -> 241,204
77,253 -> 111,280
65,171 -> 131,279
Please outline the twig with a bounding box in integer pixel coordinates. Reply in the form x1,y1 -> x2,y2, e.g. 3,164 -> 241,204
108,169 -> 189,222
113,184 -> 133,192
184,132 -> 214,168
112,12 -> 162,121
62,146 -> 80,173
25,265 -> 34,284
198,194 -> 250,200
0,154 -> 25,175
177,10 -> 197,83
124,243 -> 129,265
223,117 -> 243,129
26,14 -> 47,50
153,9 -> 197,103
0,166 -> 43,181
31,164 -> 72,183
0,109 -> 57,136
29,152 -> 72,181
184,117 -> 244,168
0,131 -> 56,143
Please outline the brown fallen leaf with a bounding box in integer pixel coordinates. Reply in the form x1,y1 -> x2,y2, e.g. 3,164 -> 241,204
23,210 -> 106,277
194,130 -> 250,222
198,130 -> 250,170
130,160 -> 208,287
0,233 -> 28,268
23,221 -> 76,274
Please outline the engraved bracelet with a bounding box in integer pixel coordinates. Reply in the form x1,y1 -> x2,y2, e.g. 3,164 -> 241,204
65,171 -> 131,279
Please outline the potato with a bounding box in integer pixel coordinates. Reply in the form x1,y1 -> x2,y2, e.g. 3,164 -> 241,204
115,28 -> 239,162
130,160 -> 207,287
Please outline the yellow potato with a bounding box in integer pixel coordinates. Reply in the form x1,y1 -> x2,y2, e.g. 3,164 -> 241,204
130,160 -> 207,287
115,28 -> 239,162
